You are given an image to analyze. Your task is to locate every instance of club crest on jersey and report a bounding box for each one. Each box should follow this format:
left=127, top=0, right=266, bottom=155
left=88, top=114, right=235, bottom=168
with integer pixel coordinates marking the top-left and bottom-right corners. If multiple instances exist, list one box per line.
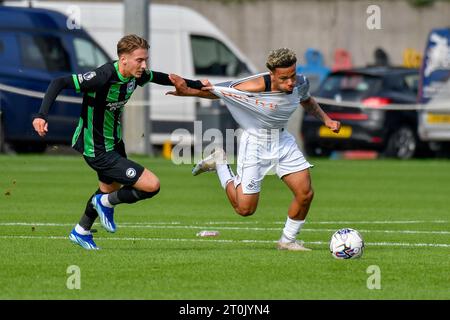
left=126, top=168, right=137, bottom=178
left=127, top=80, right=136, bottom=93
left=246, top=179, right=258, bottom=191
left=82, top=71, right=96, bottom=81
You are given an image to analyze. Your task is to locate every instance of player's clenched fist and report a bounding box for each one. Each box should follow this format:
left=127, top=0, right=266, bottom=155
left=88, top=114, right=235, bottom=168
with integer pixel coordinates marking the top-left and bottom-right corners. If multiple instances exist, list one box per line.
left=325, top=119, right=341, bottom=133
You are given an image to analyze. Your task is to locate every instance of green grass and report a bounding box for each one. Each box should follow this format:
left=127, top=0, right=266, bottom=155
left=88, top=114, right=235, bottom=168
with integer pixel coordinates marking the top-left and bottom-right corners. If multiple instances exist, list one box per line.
left=0, top=155, right=449, bottom=299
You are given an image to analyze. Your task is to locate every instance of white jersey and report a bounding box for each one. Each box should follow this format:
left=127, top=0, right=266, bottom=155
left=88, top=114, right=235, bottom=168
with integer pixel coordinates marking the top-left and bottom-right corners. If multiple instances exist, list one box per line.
left=210, top=72, right=310, bottom=136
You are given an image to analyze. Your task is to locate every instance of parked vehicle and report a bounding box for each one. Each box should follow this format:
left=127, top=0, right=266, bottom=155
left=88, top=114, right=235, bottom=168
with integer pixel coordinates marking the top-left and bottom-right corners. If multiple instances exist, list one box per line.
left=301, top=66, right=423, bottom=159
left=417, top=27, right=450, bottom=156
left=1, top=1, right=257, bottom=152
left=20, top=1, right=258, bottom=146
left=0, top=5, right=110, bottom=152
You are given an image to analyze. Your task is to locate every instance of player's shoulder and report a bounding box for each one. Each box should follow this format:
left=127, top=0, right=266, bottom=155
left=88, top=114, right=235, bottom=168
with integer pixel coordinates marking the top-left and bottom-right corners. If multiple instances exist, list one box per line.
left=98, top=61, right=116, bottom=76
left=296, top=73, right=309, bottom=86
left=79, top=61, right=114, bottom=80
left=232, top=72, right=267, bottom=92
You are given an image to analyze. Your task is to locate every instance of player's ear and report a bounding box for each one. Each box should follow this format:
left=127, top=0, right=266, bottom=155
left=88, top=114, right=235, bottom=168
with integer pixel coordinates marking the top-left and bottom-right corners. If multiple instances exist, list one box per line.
left=119, top=54, right=127, bottom=66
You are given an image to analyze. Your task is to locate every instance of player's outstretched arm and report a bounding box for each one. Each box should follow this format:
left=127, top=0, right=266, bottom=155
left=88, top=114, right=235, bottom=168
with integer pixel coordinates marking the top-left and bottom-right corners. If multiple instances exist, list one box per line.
left=147, top=71, right=205, bottom=90
left=166, top=74, right=219, bottom=99
left=32, top=76, right=73, bottom=137
left=300, top=97, right=341, bottom=133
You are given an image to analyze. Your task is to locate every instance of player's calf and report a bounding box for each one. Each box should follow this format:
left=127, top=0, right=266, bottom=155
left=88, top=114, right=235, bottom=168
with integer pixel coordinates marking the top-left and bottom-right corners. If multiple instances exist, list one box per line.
left=108, top=186, right=161, bottom=205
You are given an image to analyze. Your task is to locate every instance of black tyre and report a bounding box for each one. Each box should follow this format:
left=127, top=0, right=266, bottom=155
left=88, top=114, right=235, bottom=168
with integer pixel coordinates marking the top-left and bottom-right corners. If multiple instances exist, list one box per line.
left=0, top=116, right=17, bottom=154
left=384, top=126, right=417, bottom=159
left=0, top=117, right=4, bottom=153
left=304, top=142, right=332, bottom=157
left=11, top=141, right=47, bottom=153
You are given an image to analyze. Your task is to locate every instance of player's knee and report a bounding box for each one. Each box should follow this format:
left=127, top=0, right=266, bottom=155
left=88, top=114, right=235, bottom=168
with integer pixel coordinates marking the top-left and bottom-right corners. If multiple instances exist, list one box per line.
left=150, top=179, right=161, bottom=192
left=141, top=179, right=160, bottom=193
left=305, top=188, right=314, bottom=203
left=298, top=188, right=314, bottom=204
left=235, top=206, right=256, bottom=216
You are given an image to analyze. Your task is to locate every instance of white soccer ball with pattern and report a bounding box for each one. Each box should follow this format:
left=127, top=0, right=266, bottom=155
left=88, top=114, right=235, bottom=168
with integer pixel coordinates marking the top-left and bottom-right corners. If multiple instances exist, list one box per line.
left=329, top=228, right=364, bottom=259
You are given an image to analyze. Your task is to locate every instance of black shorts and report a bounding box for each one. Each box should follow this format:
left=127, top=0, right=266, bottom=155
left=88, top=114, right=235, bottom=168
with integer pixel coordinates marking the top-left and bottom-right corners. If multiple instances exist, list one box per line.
left=83, top=143, right=145, bottom=186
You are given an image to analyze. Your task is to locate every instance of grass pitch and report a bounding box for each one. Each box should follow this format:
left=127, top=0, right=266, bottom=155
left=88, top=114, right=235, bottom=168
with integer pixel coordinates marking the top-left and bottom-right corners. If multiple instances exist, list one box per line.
left=0, top=155, right=449, bottom=300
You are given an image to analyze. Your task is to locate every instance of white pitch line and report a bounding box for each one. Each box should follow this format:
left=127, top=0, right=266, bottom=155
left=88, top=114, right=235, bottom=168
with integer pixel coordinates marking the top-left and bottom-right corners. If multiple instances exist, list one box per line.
left=302, top=220, right=449, bottom=225
left=0, top=235, right=449, bottom=248
left=186, top=220, right=450, bottom=225
left=1, top=222, right=449, bottom=235
left=1, top=220, right=448, bottom=227
left=0, top=222, right=72, bottom=227
left=118, top=225, right=450, bottom=235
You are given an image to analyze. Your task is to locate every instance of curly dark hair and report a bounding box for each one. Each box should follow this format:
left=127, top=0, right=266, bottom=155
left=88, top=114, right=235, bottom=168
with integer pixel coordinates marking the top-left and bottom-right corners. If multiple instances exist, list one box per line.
left=266, top=48, right=297, bottom=71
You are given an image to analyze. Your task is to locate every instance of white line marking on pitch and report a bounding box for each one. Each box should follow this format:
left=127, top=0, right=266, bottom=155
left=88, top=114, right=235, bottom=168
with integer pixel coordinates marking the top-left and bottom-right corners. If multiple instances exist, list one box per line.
left=1, top=220, right=448, bottom=227
left=0, top=235, right=449, bottom=248
left=1, top=222, right=449, bottom=235
left=197, top=220, right=450, bottom=225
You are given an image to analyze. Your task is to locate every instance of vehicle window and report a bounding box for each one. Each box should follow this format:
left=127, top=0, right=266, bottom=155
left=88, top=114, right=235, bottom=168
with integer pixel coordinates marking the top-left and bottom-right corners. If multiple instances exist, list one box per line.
left=0, top=33, right=21, bottom=67
left=73, top=37, right=109, bottom=73
left=19, top=34, right=71, bottom=72
left=317, top=74, right=382, bottom=100
left=191, top=35, right=250, bottom=77
left=403, top=73, right=419, bottom=95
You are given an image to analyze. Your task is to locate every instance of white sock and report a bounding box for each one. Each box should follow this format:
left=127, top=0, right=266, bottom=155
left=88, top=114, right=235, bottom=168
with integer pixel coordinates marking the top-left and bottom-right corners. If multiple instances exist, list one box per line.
left=280, top=218, right=305, bottom=243
left=75, top=224, right=90, bottom=235
left=216, top=163, right=235, bottom=189
left=100, top=194, right=114, bottom=208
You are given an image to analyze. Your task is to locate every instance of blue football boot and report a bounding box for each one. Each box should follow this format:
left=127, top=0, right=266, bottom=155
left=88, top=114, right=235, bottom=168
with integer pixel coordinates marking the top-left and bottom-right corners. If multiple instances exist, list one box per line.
left=92, top=194, right=116, bottom=233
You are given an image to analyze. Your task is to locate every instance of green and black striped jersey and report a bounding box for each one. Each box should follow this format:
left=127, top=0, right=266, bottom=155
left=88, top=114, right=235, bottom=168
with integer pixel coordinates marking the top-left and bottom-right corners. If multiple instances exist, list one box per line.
left=37, top=61, right=203, bottom=157
left=71, top=61, right=154, bottom=157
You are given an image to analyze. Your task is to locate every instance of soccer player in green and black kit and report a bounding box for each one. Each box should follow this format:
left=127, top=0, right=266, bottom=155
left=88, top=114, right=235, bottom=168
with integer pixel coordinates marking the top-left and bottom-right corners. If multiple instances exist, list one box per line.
left=32, top=34, right=204, bottom=250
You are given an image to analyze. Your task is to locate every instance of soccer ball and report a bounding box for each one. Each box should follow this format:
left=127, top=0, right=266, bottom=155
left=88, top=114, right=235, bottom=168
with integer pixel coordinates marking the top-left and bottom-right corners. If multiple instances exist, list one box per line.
left=329, top=228, right=364, bottom=259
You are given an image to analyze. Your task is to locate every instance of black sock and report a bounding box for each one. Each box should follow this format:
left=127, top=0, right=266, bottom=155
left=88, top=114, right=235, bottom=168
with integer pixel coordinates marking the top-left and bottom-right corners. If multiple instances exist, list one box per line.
left=108, top=186, right=160, bottom=205
left=78, top=189, right=104, bottom=230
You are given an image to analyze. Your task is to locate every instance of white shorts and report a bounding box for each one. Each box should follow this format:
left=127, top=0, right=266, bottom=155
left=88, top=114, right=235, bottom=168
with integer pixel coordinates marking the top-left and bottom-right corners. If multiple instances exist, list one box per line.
left=234, top=129, right=312, bottom=194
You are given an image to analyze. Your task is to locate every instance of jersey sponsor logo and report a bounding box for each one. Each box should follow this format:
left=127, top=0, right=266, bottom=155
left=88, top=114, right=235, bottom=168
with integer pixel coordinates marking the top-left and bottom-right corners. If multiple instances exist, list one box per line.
left=220, top=90, right=279, bottom=110
left=106, top=100, right=128, bottom=111
left=83, top=71, right=97, bottom=81
left=127, top=79, right=136, bottom=93
left=126, top=168, right=137, bottom=179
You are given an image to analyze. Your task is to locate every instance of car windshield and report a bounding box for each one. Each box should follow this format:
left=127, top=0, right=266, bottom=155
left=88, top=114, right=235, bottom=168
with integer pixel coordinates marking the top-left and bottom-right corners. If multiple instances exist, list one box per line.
left=72, top=37, right=109, bottom=73
left=316, top=74, right=382, bottom=101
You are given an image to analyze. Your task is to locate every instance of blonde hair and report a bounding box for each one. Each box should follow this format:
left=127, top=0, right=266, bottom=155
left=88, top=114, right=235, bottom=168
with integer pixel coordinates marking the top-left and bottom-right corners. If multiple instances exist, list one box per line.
left=117, top=34, right=149, bottom=57
left=266, top=48, right=297, bottom=71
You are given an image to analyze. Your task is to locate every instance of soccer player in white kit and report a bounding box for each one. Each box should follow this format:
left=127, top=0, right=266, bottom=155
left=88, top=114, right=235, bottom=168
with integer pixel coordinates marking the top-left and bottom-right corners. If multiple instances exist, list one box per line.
left=167, top=48, right=340, bottom=251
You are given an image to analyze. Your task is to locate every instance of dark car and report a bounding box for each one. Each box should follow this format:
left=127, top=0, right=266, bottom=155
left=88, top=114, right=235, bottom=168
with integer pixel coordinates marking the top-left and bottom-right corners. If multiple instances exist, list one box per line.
left=301, top=66, right=425, bottom=159
left=0, top=6, right=110, bottom=153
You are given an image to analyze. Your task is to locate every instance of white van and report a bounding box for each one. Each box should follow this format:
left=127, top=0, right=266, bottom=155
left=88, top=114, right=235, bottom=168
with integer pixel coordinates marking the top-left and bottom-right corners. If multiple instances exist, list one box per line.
left=7, top=1, right=258, bottom=148
left=417, top=27, right=450, bottom=155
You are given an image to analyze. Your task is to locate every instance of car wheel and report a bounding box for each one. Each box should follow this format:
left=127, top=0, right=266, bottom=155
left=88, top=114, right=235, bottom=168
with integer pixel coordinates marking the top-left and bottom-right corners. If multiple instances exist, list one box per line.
left=0, top=116, right=4, bottom=152
left=0, top=117, right=5, bottom=153
left=11, top=142, right=47, bottom=153
left=384, top=126, right=417, bottom=159
left=304, top=142, right=332, bottom=157
left=0, top=116, right=17, bottom=154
